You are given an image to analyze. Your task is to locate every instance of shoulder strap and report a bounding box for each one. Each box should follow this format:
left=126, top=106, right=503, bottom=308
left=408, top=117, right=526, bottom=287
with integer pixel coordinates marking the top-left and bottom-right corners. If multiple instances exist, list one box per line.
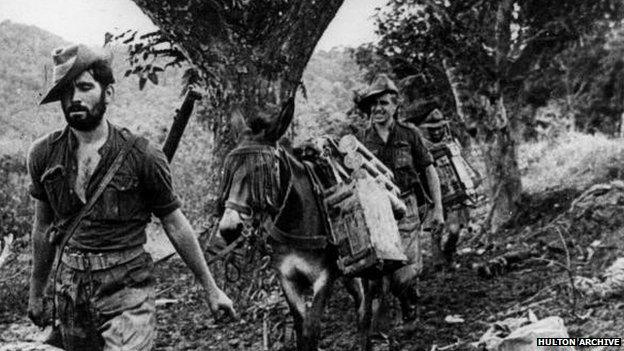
left=52, top=134, right=138, bottom=261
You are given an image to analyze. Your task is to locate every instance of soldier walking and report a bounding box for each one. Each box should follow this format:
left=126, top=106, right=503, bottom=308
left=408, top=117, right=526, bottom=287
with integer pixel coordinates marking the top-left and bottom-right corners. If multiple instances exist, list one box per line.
left=354, top=74, right=445, bottom=322
left=27, top=44, right=236, bottom=350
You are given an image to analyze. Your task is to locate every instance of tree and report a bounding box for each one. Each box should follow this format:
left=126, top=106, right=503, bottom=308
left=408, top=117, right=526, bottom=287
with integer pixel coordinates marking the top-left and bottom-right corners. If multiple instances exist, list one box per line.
left=558, top=25, right=624, bottom=134
left=370, top=0, right=622, bottom=231
left=128, top=0, right=345, bottom=161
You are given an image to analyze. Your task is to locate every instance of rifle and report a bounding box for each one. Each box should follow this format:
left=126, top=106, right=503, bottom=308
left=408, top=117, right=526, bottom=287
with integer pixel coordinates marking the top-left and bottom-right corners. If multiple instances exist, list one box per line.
left=162, top=89, right=203, bottom=162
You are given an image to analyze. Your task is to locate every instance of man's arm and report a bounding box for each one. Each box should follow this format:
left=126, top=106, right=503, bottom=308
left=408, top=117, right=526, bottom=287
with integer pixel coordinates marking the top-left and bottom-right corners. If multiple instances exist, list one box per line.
left=159, top=209, right=237, bottom=319
left=425, top=164, right=445, bottom=225
left=28, top=200, right=55, bottom=326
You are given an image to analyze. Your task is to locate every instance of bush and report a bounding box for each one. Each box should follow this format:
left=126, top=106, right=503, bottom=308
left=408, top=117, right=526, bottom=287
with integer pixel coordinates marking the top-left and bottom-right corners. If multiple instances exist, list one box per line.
left=520, top=131, right=624, bottom=193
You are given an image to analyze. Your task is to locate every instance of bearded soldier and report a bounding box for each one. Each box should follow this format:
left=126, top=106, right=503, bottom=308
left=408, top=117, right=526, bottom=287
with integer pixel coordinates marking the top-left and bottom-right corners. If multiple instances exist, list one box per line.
left=27, top=44, right=236, bottom=350
left=355, top=74, right=445, bottom=322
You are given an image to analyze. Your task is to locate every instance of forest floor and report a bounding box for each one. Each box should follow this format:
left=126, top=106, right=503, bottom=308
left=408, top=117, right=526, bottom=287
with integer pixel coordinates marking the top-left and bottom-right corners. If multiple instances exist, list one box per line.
left=2, top=183, right=624, bottom=351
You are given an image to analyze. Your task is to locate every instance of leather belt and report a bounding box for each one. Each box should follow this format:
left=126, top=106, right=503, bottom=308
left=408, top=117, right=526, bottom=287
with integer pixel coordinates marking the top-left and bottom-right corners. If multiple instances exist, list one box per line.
left=61, top=246, right=145, bottom=271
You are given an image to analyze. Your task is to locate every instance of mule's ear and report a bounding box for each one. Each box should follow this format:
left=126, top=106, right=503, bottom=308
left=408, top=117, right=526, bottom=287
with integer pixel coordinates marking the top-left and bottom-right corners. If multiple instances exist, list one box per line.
left=265, top=91, right=296, bottom=142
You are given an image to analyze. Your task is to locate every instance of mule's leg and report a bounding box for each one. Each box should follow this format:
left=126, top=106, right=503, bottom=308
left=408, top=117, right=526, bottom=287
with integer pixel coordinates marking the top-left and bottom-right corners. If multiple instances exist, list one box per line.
left=359, top=277, right=386, bottom=351
left=301, top=273, right=334, bottom=351
left=278, top=255, right=333, bottom=351
left=342, top=277, right=365, bottom=319
left=280, top=275, right=308, bottom=351
left=359, top=278, right=373, bottom=351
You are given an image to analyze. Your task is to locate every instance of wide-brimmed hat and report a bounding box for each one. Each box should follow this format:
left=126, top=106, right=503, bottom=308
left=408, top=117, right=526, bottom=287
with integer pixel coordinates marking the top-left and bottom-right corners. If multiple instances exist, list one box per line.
left=420, top=108, right=448, bottom=129
left=354, top=74, right=399, bottom=112
left=40, top=44, right=113, bottom=105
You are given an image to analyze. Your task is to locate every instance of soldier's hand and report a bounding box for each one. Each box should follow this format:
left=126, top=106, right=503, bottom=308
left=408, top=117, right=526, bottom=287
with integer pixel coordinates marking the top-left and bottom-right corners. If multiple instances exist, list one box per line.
left=207, top=288, right=238, bottom=322
left=27, top=295, right=47, bottom=327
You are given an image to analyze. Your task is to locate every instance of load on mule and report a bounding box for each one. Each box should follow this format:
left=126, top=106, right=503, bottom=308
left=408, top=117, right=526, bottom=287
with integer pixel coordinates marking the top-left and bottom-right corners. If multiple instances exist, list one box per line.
left=216, top=95, right=409, bottom=350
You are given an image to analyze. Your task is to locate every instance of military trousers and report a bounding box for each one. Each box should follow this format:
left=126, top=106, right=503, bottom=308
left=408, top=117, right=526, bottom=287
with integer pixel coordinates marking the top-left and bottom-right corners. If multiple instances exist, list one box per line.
left=55, top=251, right=156, bottom=351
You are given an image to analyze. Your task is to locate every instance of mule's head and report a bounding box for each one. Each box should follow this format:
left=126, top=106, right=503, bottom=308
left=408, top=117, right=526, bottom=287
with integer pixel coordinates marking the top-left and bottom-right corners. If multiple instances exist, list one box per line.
left=217, top=97, right=295, bottom=243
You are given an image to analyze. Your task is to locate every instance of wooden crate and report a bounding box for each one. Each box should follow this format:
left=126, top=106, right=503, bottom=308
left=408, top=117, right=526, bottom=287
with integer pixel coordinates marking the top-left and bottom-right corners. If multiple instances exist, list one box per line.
left=430, top=141, right=479, bottom=207
left=324, top=175, right=407, bottom=277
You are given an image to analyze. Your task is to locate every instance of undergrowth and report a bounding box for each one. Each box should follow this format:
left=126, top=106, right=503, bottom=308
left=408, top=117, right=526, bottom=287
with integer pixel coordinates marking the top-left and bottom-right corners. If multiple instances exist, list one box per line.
left=520, top=131, right=624, bottom=194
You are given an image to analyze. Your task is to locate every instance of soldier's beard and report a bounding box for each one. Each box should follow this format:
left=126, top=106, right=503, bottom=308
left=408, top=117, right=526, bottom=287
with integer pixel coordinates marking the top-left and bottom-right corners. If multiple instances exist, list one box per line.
left=63, top=95, right=106, bottom=132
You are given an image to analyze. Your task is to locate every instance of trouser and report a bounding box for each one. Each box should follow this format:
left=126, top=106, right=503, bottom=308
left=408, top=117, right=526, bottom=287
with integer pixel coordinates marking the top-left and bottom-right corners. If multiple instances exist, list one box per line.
left=371, top=194, right=422, bottom=329
left=391, top=215, right=422, bottom=296
left=443, top=206, right=471, bottom=260
left=55, top=251, right=156, bottom=351
left=391, top=193, right=422, bottom=296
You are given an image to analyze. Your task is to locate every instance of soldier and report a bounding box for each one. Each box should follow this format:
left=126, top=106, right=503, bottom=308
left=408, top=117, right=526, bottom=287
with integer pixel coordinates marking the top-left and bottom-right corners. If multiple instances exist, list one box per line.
left=419, top=109, right=473, bottom=265
left=355, top=74, right=445, bottom=322
left=26, top=44, right=236, bottom=350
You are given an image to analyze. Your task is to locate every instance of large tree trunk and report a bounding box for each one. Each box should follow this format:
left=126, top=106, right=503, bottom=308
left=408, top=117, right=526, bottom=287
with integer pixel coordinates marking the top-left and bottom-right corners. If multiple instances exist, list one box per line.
left=132, top=0, right=344, bottom=159
left=131, top=1, right=344, bottom=216
left=443, top=60, right=521, bottom=232
left=440, top=0, right=521, bottom=232
left=479, top=94, right=522, bottom=231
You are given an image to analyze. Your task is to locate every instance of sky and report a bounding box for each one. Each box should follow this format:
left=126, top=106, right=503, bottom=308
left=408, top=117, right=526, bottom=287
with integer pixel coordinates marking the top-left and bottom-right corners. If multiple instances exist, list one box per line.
left=0, top=0, right=381, bottom=51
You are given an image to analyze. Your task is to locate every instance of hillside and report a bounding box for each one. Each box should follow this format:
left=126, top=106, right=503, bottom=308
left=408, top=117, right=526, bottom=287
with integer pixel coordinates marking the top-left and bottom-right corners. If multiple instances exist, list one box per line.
left=0, top=20, right=367, bottom=158
left=293, top=48, right=367, bottom=143
left=0, top=20, right=188, bottom=157
left=0, top=20, right=70, bottom=111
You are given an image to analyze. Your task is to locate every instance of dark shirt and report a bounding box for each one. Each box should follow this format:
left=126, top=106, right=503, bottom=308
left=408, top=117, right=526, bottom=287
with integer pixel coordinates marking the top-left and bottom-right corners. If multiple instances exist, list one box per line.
left=27, top=122, right=181, bottom=252
left=360, top=121, right=434, bottom=195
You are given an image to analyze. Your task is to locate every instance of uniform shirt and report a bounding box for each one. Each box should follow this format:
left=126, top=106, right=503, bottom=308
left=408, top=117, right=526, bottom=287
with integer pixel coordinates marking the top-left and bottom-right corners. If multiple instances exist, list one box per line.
left=28, top=122, right=181, bottom=252
left=360, top=121, right=434, bottom=196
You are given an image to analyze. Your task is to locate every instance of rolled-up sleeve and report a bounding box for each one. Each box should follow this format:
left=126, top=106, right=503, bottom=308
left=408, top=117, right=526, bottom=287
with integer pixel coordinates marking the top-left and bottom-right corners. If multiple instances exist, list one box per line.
left=27, top=139, right=48, bottom=202
left=141, top=143, right=181, bottom=217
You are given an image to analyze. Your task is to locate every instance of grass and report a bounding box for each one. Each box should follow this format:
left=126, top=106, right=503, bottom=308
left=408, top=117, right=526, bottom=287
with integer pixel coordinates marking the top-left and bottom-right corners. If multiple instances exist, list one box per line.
left=520, top=131, right=624, bottom=194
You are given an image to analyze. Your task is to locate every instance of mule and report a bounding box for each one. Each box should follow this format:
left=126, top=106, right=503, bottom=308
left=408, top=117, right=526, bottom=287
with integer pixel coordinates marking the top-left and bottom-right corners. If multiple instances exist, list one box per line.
left=217, top=133, right=377, bottom=350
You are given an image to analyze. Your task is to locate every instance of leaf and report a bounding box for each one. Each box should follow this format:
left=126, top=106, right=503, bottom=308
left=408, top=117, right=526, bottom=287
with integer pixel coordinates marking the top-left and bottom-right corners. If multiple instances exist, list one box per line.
left=140, top=30, right=161, bottom=40
left=122, top=31, right=137, bottom=44
left=104, top=32, right=113, bottom=46
left=148, top=72, right=159, bottom=85
left=124, top=69, right=132, bottom=77
left=139, top=76, right=147, bottom=90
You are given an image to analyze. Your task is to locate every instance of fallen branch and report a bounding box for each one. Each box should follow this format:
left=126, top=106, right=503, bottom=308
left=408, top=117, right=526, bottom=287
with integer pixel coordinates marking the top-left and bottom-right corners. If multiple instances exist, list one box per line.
left=0, top=234, right=14, bottom=269
left=263, top=312, right=269, bottom=351
left=554, top=226, right=576, bottom=313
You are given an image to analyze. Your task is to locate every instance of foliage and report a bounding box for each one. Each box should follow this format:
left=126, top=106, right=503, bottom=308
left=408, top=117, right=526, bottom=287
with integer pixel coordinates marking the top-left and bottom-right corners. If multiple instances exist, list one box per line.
left=552, top=25, right=624, bottom=133
left=126, top=0, right=344, bottom=158
left=520, top=131, right=624, bottom=194
left=292, top=48, right=369, bottom=143
left=367, top=0, right=623, bottom=127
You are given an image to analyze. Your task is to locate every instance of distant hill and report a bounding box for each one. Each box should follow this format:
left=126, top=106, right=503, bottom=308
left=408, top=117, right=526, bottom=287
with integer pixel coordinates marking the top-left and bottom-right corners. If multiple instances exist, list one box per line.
left=0, top=20, right=367, bottom=157
left=0, top=20, right=187, bottom=156
left=0, top=20, right=70, bottom=105
left=294, top=48, right=367, bottom=143
left=0, top=20, right=70, bottom=146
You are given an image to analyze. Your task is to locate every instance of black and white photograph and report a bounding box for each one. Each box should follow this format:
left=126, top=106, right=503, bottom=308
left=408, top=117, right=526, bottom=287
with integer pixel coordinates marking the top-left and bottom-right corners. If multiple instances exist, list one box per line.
left=1, top=0, right=623, bottom=350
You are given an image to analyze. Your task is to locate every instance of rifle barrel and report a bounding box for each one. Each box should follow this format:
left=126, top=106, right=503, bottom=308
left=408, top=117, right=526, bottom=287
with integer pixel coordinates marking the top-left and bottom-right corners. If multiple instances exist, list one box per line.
left=162, top=90, right=202, bottom=162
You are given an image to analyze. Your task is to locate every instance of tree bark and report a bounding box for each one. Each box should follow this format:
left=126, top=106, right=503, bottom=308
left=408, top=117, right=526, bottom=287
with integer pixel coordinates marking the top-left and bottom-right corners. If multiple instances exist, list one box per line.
left=132, top=0, right=345, bottom=159
left=480, top=95, right=521, bottom=231
left=443, top=60, right=521, bottom=232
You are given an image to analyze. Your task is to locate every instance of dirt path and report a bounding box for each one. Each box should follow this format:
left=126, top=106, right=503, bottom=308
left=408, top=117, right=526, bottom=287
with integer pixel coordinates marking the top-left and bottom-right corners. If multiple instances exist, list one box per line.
left=2, top=254, right=622, bottom=350
left=148, top=253, right=622, bottom=351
